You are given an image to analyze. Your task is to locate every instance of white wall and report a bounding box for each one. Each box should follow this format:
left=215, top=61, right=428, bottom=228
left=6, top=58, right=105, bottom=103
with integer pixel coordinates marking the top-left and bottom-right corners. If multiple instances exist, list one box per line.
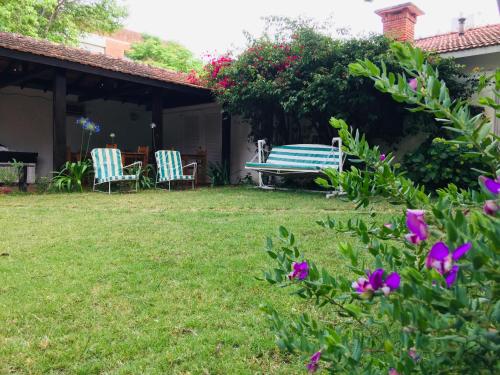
left=230, top=116, right=257, bottom=184
left=0, top=86, right=53, bottom=178
left=448, top=51, right=500, bottom=136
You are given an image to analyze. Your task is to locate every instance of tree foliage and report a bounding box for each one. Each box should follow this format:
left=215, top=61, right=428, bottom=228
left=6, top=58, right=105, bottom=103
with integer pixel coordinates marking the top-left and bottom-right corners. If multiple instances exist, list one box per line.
left=205, top=18, right=475, bottom=148
left=0, top=0, right=127, bottom=45
left=262, top=42, right=499, bottom=374
left=126, top=34, right=203, bottom=73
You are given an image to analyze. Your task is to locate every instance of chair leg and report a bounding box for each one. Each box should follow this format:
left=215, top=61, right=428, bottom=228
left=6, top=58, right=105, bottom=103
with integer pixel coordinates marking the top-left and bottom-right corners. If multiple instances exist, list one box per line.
left=168, top=181, right=171, bottom=191
left=108, top=182, right=111, bottom=194
left=192, top=180, right=194, bottom=190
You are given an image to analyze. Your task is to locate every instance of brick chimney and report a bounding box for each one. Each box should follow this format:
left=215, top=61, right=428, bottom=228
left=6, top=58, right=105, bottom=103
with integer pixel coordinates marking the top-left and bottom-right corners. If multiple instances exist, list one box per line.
left=375, top=2, right=424, bottom=42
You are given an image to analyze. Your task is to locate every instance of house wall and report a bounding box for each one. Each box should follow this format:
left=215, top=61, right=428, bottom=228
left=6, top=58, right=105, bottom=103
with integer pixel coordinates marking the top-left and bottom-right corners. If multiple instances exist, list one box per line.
left=0, top=86, right=53, bottom=178
left=452, top=51, right=500, bottom=136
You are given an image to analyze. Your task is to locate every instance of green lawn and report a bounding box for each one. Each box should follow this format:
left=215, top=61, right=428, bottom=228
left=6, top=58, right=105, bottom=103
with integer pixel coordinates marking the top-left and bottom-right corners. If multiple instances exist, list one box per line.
left=0, top=187, right=398, bottom=374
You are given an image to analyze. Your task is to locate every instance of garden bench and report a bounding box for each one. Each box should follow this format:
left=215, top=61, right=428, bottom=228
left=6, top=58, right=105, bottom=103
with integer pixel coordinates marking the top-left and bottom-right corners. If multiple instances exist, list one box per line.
left=245, top=138, right=343, bottom=195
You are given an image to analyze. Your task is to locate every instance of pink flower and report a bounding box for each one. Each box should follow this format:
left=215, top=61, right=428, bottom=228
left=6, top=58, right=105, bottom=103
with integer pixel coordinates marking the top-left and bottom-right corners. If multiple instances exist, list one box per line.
left=389, top=369, right=400, bottom=375
left=289, top=261, right=309, bottom=280
left=426, top=242, right=471, bottom=287
left=483, top=200, right=499, bottom=216
left=380, top=154, right=386, bottom=161
left=408, top=78, right=418, bottom=91
left=352, top=269, right=400, bottom=296
left=405, top=209, right=428, bottom=244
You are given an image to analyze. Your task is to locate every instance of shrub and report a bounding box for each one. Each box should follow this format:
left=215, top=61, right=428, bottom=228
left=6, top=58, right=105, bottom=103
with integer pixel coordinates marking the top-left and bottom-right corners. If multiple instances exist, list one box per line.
left=402, top=138, right=483, bottom=190
left=204, top=18, right=475, bottom=148
left=126, top=163, right=154, bottom=190
left=52, top=160, right=92, bottom=192
left=208, top=162, right=230, bottom=186
left=261, top=42, right=499, bottom=374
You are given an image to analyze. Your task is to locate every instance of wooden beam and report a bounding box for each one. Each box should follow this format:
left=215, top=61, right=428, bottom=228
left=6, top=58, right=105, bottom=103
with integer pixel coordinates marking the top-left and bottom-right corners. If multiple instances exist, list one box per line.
left=53, top=69, right=67, bottom=170
left=221, top=112, right=231, bottom=176
left=0, top=67, right=51, bottom=89
left=152, top=88, right=164, bottom=151
left=0, top=48, right=212, bottom=97
left=78, top=84, right=149, bottom=103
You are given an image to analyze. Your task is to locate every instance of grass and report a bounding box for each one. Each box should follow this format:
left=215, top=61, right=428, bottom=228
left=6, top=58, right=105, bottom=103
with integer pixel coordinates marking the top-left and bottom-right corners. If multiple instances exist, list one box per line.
left=0, top=187, right=399, bottom=374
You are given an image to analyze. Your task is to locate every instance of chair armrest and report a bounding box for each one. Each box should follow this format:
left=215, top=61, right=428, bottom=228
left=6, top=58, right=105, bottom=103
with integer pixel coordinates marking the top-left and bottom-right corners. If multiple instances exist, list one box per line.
left=124, top=161, right=142, bottom=169
left=182, top=162, right=197, bottom=169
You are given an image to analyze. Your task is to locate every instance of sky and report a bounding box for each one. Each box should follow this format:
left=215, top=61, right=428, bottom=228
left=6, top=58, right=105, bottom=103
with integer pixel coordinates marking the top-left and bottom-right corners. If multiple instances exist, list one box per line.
left=123, top=0, right=499, bottom=58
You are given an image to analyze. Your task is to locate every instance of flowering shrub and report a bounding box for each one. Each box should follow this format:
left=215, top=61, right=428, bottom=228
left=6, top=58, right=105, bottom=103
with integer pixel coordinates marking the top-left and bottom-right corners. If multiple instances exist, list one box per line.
left=261, top=42, right=499, bottom=373
left=204, top=18, right=475, bottom=147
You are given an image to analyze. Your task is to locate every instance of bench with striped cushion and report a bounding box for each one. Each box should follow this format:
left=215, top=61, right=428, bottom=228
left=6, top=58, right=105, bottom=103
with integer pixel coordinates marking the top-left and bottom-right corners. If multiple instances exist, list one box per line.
left=246, top=144, right=340, bottom=172
left=155, top=150, right=195, bottom=182
left=91, top=148, right=138, bottom=184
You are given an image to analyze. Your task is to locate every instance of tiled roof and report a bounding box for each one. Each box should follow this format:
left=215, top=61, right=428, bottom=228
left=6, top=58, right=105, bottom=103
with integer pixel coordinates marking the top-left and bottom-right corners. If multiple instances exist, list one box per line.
left=415, top=24, right=500, bottom=53
left=0, top=31, right=205, bottom=89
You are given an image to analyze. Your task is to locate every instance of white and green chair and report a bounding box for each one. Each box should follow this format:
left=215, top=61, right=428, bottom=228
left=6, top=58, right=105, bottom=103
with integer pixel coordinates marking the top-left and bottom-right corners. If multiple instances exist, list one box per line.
left=245, top=138, right=343, bottom=196
left=91, top=148, right=141, bottom=194
left=154, top=150, right=197, bottom=190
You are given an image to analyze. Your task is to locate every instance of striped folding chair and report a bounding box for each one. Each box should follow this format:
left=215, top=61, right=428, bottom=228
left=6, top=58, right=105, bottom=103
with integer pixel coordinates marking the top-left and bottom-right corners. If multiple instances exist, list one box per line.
left=155, top=150, right=197, bottom=190
left=91, top=148, right=141, bottom=194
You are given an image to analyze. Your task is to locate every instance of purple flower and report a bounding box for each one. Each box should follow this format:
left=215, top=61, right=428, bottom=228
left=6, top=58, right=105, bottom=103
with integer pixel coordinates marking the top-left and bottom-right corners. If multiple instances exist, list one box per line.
left=289, top=261, right=309, bottom=280
left=307, top=351, right=321, bottom=373
left=380, top=154, right=386, bottom=161
left=405, top=209, right=428, bottom=244
left=389, top=369, right=400, bottom=375
left=445, top=265, right=459, bottom=288
left=408, top=78, right=418, bottom=91
left=426, top=242, right=471, bottom=287
left=479, top=176, right=500, bottom=195
left=352, top=269, right=400, bottom=296
left=484, top=200, right=499, bottom=216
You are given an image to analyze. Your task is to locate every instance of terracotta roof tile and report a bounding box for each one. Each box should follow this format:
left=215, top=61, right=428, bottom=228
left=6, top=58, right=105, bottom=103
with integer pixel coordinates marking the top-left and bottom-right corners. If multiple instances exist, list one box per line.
left=0, top=31, right=206, bottom=90
left=415, top=24, right=500, bottom=53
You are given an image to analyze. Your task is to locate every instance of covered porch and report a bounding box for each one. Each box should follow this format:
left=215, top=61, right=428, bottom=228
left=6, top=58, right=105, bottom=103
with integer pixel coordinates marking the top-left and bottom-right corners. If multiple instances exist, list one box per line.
left=0, top=32, right=232, bottom=184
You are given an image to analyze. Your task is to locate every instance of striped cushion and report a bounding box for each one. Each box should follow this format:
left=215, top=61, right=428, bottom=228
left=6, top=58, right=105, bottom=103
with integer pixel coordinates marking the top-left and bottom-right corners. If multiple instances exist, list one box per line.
left=245, top=162, right=321, bottom=171
left=158, top=175, right=194, bottom=182
left=246, top=144, right=340, bottom=171
left=155, top=150, right=192, bottom=181
left=97, top=175, right=138, bottom=183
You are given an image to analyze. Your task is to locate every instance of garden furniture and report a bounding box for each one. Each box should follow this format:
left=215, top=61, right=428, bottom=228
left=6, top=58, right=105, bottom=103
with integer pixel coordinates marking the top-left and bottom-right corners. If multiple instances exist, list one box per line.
left=91, top=148, right=141, bottom=193
left=245, top=138, right=343, bottom=195
left=154, top=150, right=197, bottom=190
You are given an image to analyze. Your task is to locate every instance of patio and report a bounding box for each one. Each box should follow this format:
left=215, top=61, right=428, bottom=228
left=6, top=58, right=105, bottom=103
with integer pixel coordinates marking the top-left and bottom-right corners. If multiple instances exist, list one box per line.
left=0, top=188, right=398, bottom=373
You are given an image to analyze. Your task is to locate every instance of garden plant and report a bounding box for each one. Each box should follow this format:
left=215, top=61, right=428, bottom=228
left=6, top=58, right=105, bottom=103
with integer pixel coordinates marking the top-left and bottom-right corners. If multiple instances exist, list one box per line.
left=262, top=42, right=499, bottom=374
left=52, top=117, right=100, bottom=192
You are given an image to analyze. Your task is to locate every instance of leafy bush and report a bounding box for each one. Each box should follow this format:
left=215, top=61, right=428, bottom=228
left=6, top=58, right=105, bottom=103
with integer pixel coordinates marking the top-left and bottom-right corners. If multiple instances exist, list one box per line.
left=126, top=163, right=154, bottom=190
left=35, top=176, right=52, bottom=194
left=204, top=17, right=475, bottom=147
left=207, top=162, right=230, bottom=186
left=261, top=43, right=499, bottom=374
left=402, top=138, right=483, bottom=190
left=52, top=160, right=92, bottom=192
left=0, top=159, right=24, bottom=186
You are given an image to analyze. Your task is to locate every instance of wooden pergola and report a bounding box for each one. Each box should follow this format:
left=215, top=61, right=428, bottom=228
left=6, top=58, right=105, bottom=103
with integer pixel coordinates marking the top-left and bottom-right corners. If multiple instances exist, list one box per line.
left=0, top=32, right=227, bottom=170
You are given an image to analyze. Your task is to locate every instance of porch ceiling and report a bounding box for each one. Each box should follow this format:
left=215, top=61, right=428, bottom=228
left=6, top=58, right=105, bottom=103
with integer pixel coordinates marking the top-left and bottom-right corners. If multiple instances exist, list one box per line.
left=0, top=54, right=213, bottom=109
